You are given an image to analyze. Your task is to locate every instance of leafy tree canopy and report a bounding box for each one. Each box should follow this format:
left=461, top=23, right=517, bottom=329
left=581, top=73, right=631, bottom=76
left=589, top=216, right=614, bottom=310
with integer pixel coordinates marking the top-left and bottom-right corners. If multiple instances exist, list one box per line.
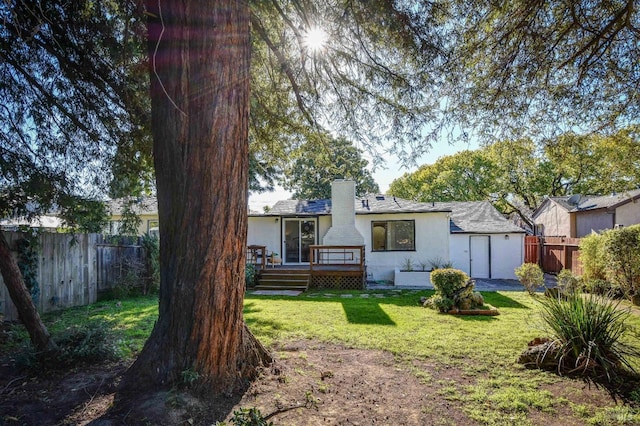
left=0, top=0, right=149, bottom=229
left=443, top=0, right=640, bottom=141
left=283, top=136, right=379, bottom=199
left=389, top=129, right=640, bottom=225
left=3, top=0, right=638, bottom=213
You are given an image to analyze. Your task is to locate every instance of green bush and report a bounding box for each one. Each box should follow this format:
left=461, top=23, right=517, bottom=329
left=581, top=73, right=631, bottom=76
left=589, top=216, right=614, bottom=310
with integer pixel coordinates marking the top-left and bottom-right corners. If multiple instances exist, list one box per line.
left=515, top=263, right=544, bottom=295
left=602, top=225, right=640, bottom=298
left=16, top=319, right=123, bottom=370
left=430, top=268, right=469, bottom=297
left=582, top=278, right=612, bottom=295
left=429, top=294, right=455, bottom=312
left=579, top=233, right=608, bottom=281
left=537, top=291, right=640, bottom=382
left=141, top=233, right=160, bottom=294
left=245, top=263, right=257, bottom=288
left=425, top=268, right=481, bottom=312
left=55, top=320, right=123, bottom=365
left=557, top=269, right=579, bottom=294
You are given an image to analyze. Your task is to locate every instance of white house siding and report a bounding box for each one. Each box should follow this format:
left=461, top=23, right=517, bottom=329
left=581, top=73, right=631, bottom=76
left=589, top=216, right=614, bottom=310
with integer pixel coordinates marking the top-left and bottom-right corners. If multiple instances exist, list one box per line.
left=449, top=233, right=523, bottom=280
left=533, top=201, right=571, bottom=237
left=490, top=233, right=524, bottom=279
left=247, top=216, right=281, bottom=255
left=354, top=212, right=450, bottom=282
left=318, top=216, right=332, bottom=243
left=616, top=201, right=640, bottom=227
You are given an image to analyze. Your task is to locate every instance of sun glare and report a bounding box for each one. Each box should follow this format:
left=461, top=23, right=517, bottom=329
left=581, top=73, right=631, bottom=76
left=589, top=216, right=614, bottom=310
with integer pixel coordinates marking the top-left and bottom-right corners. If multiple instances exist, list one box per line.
left=303, top=27, right=328, bottom=52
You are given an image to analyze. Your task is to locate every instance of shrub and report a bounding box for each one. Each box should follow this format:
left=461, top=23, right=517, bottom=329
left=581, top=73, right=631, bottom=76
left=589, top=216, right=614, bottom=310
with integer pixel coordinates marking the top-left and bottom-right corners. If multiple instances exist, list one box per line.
left=537, top=291, right=640, bottom=382
left=16, top=319, right=123, bottom=370
left=425, top=268, right=482, bottom=312
left=245, top=263, right=257, bottom=288
left=602, top=225, right=640, bottom=298
left=579, top=233, right=608, bottom=281
left=429, top=294, right=455, bottom=312
left=556, top=269, right=579, bottom=294
left=55, top=320, right=123, bottom=365
left=141, top=233, right=160, bottom=294
left=400, top=257, right=414, bottom=271
left=430, top=268, right=469, bottom=297
left=582, top=278, right=612, bottom=295
left=515, top=263, right=544, bottom=295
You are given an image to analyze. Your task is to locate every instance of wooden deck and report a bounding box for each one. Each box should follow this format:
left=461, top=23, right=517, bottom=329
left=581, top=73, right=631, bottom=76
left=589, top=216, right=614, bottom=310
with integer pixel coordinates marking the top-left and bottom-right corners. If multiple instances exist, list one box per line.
left=250, top=245, right=366, bottom=290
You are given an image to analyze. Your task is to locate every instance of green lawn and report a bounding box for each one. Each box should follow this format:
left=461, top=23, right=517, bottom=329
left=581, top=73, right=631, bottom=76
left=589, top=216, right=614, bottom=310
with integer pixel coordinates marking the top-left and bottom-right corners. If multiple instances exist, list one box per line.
left=11, top=289, right=640, bottom=425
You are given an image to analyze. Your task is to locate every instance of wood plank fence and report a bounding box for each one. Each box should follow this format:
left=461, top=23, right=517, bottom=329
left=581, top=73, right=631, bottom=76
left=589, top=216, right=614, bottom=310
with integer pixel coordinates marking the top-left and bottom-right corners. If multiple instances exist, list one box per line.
left=1, top=232, right=145, bottom=321
left=524, top=236, right=583, bottom=275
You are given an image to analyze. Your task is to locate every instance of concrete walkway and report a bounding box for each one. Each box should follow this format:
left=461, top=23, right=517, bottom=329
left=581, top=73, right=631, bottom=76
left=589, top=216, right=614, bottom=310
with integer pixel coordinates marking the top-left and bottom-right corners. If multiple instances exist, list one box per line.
left=367, top=274, right=557, bottom=292
left=248, top=275, right=558, bottom=296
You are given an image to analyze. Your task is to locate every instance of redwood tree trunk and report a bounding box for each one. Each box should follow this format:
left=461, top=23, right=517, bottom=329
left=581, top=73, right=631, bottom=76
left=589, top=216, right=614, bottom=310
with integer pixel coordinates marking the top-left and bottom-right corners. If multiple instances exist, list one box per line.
left=0, top=233, right=56, bottom=353
left=120, top=0, right=270, bottom=394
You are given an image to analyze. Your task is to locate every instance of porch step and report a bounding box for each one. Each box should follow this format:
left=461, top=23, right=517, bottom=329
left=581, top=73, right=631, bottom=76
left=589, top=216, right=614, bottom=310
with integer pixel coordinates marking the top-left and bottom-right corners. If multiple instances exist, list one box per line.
left=255, top=269, right=310, bottom=291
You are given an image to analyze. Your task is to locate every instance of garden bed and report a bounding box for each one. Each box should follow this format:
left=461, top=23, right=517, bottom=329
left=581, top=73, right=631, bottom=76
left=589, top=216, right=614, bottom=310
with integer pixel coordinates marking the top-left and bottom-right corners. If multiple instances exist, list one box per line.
left=393, top=268, right=433, bottom=288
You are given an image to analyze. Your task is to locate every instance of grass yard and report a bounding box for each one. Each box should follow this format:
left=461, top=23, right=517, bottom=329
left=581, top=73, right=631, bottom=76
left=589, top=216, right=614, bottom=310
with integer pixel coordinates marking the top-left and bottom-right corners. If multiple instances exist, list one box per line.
left=2, top=289, right=640, bottom=425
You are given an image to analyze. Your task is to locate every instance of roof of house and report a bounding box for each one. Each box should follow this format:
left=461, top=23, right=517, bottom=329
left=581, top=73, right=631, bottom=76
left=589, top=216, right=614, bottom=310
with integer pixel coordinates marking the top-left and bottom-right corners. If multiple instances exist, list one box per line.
left=107, top=197, right=159, bottom=216
left=0, top=215, right=63, bottom=230
left=435, top=201, right=526, bottom=234
left=264, top=195, right=450, bottom=217
left=258, top=197, right=525, bottom=234
left=534, top=189, right=640, bottom=216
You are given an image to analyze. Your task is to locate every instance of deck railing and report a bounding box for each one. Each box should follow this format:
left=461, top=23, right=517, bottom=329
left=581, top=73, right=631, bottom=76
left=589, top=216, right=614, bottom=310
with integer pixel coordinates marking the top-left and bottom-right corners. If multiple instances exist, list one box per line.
left=309, top=245, right=365, bottom=272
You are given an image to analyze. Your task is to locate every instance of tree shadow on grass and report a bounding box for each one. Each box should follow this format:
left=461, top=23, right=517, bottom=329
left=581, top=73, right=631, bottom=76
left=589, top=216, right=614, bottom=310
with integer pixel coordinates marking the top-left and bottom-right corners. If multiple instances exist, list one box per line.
left=481, top=292, right=529, bottom=309
left=340, top=300, right=395, bottom=325
left=245, top=294, right=397, bottom=326
left=243, top=301, right=288, bottom=341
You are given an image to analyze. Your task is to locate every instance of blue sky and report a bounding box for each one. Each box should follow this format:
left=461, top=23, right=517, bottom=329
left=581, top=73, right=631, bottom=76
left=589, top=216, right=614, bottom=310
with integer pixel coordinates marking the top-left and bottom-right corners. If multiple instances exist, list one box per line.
left=248, top=138, right=479, bottom=211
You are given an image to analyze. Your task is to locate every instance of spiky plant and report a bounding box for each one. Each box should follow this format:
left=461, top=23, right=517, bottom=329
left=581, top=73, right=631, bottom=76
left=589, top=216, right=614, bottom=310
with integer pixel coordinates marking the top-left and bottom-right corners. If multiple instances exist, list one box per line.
left=537, top=292, right=640, bottom=382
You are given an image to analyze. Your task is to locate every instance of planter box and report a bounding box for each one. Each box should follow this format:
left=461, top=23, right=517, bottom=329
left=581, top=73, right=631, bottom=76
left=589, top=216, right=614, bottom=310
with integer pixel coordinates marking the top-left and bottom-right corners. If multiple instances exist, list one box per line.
left=393, top=269, right=432, bottom=288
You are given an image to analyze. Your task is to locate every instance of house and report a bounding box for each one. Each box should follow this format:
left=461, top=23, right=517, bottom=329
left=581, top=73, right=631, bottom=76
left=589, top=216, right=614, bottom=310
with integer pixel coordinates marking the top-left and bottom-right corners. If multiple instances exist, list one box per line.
left=438, top=201, right=526, bottom=280
left=106, top=197, right=159, bottom=236
left=247, top=180, right=526, bottom=282
left=532, top=189, right=640, bottom=238
left=0, top=215, right=63, bottom=232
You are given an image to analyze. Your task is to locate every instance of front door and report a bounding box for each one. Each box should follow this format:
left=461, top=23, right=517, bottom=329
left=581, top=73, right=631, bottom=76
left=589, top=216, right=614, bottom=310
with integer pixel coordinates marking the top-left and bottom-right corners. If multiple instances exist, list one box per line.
left=283, top=219, right=317, bottom=264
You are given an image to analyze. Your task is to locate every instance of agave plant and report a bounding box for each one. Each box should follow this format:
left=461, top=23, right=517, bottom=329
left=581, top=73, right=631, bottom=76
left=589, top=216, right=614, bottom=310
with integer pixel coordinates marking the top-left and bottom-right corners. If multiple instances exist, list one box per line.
left=537, top=291, right=640, bottom=382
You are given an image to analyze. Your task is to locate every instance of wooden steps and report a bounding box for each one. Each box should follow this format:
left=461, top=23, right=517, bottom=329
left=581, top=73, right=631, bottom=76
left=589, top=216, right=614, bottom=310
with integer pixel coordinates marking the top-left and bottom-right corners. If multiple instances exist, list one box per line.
left=256, top=268, right=310, bottom=291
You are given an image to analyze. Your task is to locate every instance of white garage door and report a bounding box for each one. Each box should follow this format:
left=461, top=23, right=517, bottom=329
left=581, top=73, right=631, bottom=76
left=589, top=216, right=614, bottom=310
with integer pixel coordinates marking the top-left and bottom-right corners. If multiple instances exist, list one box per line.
left=470, top=235, right=490, bottom=279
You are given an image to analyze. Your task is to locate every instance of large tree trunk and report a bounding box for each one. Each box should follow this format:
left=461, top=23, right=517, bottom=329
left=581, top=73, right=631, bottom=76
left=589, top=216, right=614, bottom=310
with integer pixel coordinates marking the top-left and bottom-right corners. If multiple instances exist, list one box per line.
left=0, top=233, right=56, bottom=353
left=120, top=0, right=270, bottom=395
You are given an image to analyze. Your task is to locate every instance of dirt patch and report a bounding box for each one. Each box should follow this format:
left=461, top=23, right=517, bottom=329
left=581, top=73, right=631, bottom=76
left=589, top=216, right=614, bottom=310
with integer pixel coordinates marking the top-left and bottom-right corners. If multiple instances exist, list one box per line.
left=225, top=340, right=467, bottom=425
left=0, top=338, right=629, bottom=425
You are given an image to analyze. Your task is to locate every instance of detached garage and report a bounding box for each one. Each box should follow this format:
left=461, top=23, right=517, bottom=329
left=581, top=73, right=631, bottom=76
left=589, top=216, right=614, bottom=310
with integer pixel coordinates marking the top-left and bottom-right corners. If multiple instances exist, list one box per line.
left=438, top=201, right=526, bottom=280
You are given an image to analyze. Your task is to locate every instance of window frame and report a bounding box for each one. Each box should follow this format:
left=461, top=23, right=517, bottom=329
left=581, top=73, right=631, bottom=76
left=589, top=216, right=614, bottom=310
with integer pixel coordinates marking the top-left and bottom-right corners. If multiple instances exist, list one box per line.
left=371, top=219, right=416, bottom=252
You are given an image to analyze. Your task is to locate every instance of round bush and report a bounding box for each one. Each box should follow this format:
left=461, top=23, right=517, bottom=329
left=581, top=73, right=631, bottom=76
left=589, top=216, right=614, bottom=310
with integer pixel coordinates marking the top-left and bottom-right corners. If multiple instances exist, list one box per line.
left=515, top=263, right=544, bottom=295
left=430, top=294, right=455, bottom=312
left=430, top=268, right=469, bottom=298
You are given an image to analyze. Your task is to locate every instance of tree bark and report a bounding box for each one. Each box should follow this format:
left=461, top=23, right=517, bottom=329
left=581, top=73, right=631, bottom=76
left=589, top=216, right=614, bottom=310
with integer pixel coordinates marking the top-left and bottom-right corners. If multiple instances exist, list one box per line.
left=0, top=233, right=56, bottom=353
left=120, top=0, right=271, bottom=395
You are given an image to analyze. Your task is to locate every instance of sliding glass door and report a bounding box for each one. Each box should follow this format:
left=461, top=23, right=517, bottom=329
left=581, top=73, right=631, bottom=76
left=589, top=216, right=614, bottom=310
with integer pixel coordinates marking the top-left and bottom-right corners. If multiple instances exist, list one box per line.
left=283, top=219, right=317, bottom=264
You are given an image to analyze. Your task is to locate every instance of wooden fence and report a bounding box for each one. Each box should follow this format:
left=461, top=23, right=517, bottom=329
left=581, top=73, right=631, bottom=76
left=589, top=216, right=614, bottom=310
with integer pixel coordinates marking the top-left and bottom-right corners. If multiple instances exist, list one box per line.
left=524, top=236, right=583, bottom=275
left=95, top=236, right=145, bottom=293
left=1, top=232, right=145, bottom=321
